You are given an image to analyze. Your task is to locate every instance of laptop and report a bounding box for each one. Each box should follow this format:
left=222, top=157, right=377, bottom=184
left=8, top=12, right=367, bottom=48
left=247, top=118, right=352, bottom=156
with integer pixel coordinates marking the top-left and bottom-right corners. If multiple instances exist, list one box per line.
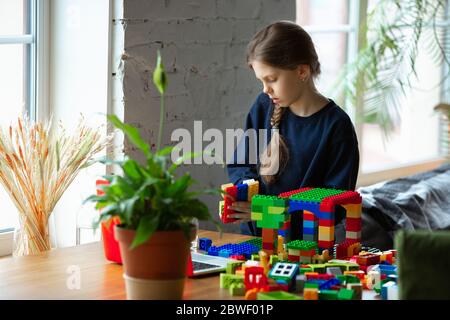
left=189, top=251, right=238, bottom=276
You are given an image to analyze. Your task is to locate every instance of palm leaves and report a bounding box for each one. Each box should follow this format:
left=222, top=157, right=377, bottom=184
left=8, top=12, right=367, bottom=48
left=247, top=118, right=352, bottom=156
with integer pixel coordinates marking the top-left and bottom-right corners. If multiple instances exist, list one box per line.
left=333, top=0, right=449, bottom=137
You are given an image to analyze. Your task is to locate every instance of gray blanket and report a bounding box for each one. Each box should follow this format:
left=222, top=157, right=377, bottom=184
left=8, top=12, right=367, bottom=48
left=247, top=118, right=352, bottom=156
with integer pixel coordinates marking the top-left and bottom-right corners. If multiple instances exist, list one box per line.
left=336, top=163, right=450, bottom=250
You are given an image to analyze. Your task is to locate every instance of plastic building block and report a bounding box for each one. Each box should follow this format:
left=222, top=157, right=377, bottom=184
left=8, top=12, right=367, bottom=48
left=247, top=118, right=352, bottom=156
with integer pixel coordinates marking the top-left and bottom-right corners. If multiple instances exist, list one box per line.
left=366, top=270, right=381, bottom=290
left=303, top=288, right=319, bottom=300
left=347, top=283, right=362, bottom=300
left=208, top=243, right=260, bottom=259
left=294, top=275, right=307, bottom=293
left=257, top=291, right=302, bottom=300
left=226, top=261, right=244, bottom=274
left=278, top=187, right=313, bottom=198
left=245, top=266, right=267, bottom=290
left=269, top=262, right=299, bottom=282
left=381, top=281, right=397, bottom=300
left=219, top=249, right=232, bottom=258
left=357, top=253, right=381, bottom=266
left=244, top=288, right=259, bottom=300
left=198, top=238, right=212, bottom=251
left=220, top=273, right=244, bottom=289
left=319, top=289, right=339, bottom=300
left=238, top=237, right=263, bottom=250
left=326, top=267, right=343, bottom=276
left=337, top=288, right=354, bottom=300
left=289, top=188, right=345, bottom=203
left=286, top=240, right=317, bottom=251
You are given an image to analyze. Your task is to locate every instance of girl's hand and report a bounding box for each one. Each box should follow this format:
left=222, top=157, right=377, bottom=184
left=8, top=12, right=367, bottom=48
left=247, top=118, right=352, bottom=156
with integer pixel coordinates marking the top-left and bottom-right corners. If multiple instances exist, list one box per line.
left=228, top=201, right=252, bottom=224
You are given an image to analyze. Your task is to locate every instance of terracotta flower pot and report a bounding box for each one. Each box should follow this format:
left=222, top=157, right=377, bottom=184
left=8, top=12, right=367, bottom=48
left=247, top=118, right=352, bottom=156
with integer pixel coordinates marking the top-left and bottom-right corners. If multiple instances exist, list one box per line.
left=114, top=225, right=195, bottom=300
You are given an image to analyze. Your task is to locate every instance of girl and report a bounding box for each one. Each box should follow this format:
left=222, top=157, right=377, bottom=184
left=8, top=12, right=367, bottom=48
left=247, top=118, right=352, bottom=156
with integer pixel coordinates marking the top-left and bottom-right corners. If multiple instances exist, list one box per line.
left=226, top=21, right=360, bottom=238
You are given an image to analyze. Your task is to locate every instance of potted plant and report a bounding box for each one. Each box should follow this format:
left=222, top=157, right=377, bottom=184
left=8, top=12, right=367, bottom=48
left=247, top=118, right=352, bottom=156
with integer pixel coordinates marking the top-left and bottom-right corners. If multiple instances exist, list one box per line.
left=85, top=51, right=220, bottom=299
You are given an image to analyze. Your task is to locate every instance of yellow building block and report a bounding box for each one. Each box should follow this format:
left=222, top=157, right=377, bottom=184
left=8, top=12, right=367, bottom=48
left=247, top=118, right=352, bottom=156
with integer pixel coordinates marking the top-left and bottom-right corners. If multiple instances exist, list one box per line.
left=342, top=204, right=362, bottom=218
left=268, top=206, right=287, bottom=214
left=318, top=226, right=334, bottom=241
left=251, top=211, right=262, bottom=221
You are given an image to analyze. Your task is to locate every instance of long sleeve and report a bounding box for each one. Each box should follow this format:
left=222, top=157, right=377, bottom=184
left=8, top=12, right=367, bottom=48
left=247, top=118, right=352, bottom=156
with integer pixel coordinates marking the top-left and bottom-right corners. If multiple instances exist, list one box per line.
left=323, top=134, right=360, bottom=191
left=226, top=94, right=269, bottom=186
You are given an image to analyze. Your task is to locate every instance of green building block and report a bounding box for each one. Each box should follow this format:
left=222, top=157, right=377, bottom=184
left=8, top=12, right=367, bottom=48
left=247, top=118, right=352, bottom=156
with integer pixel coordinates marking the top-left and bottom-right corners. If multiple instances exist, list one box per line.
left=336, top=274, right=361, bottom=285
left=269, top=255, right=279, bottom=265
left=337, top=288, right=354, bottom=300
left=304, top=282, right=320, bottom=289
left=319, top=290, right=339, bottom=300
left=252, top=195, right=288, bottom=207
left=299, top=267, right=313, bottom=274
left=287, top=240, right=318, bottom=251
left=238, top=237, right=263, bottom=250
left=220, top=273, right=244, bottom=289
left=289, top=188, right=345, bottom=203
left=226, top=261, right=244, bottom=274
left=257, top=291, right=302, bottom=300
left=327, top=261, right=360, bottom=272
left=251, top=254, right=260, bottom=261
left=307, top=264, right=326, bottom=273
left=229, top=283, right=246, bottom=296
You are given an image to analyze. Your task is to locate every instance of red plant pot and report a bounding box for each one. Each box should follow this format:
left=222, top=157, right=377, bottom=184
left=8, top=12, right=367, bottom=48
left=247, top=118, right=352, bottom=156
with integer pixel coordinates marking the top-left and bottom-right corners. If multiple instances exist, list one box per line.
left=96, top=179, right=122, bottom=264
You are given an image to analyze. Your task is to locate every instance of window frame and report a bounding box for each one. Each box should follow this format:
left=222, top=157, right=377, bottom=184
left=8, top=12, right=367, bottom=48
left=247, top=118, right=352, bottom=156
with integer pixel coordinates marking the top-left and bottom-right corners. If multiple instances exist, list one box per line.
left=298, top=0, right=449, bottom=187
left=0, top=0, right=48, bottom=233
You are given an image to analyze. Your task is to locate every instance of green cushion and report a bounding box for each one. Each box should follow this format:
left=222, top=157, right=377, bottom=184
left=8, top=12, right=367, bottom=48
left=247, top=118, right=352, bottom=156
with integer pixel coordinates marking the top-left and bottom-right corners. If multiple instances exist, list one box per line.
left=395, top=230, right=450, bottom=299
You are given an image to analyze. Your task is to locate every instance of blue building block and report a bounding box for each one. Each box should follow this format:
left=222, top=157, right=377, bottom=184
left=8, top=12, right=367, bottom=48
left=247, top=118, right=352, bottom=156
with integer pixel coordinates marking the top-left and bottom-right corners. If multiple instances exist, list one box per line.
left=198, top=238, right=212, bottom=251
left=381, top=281, right=397, bottom=300
left=303, top=227, right=315, bottom=235
left=288, top=200, right=320, bottom=214
left=319, top=278, right=341, bottom=290
left=303, top=220, right=316, bottom=229
left=315, top=211, right=335, bottom=220
left=236, top=184, right=248, bottom=201
left=207, top=243, right=260, bottom=259
left=208, top=246, right=220, bottom=256
left=379, top=264, right=397, bottom=276
left=219, top=249, right=233, bottom=258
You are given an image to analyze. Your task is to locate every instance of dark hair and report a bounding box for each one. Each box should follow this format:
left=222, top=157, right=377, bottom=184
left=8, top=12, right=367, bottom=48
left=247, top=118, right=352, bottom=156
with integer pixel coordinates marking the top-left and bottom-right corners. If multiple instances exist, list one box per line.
left=246, top=21, right=321, bottom=185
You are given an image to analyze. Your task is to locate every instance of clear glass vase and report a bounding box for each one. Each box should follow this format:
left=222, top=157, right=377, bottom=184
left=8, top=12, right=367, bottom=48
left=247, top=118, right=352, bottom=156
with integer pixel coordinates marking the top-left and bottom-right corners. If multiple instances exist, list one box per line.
left=13, top=215, right=56, bottom=257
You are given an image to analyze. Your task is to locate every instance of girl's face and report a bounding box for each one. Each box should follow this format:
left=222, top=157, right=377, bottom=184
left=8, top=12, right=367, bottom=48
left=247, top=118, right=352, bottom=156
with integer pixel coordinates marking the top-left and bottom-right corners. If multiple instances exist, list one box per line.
left=251, top=60, right=308, bottom=107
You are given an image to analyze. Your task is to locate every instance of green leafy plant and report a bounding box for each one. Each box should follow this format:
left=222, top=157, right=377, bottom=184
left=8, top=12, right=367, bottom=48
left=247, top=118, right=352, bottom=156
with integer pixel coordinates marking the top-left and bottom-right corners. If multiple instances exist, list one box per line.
left=85, top=50, right=220, bottom=249
left=333, top=0, right=449, bottom=137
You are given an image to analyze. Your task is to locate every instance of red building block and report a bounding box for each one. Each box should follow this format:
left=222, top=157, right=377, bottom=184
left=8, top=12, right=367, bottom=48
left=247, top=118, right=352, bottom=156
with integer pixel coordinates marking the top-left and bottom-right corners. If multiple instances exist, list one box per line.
left=318, top=240, right=334, bottom=249
left=245, top=267, right=267, bottom=290
left=346, top=217, right=362, bottom=232
left=278, top=187, right=313, bottom=198
left=356, top=253, right=381, bottom=266
left=318, top=219, right=334, bottom=227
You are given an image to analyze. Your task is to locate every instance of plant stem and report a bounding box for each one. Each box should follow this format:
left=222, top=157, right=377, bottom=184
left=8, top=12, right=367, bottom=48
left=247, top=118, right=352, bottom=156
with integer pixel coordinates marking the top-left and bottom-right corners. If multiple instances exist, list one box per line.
left=157, top=94, right=165, bottom=151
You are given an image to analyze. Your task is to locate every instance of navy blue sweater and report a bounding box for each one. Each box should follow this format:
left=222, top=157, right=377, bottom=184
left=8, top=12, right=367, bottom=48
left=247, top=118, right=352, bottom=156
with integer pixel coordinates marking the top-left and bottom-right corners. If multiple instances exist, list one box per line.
left=226, top=92, right=360, bottom=236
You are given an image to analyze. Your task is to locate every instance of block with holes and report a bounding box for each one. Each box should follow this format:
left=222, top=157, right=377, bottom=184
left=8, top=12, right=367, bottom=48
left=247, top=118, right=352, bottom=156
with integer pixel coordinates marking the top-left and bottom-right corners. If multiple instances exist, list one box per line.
left=268, top=262, right=299, bottom=283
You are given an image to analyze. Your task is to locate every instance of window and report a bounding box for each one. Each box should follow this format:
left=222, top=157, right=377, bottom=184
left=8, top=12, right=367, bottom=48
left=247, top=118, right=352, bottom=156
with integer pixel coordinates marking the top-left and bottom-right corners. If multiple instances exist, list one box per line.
left=0, top=0, right=37, bottom=230
left=297, top=0, right=448, bottom=183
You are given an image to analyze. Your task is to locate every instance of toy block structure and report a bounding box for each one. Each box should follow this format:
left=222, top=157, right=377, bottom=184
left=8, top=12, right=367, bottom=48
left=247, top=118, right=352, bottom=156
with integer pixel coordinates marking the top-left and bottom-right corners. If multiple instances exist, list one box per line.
left=286, top=240, right=317, bottom=264
left=251, top=194, right=289, bottom=255
left=220, top=180, right=259, bottom=223
left=286, top=188, right=362, bottom=251
left=219, top=183, right=363, bottom=254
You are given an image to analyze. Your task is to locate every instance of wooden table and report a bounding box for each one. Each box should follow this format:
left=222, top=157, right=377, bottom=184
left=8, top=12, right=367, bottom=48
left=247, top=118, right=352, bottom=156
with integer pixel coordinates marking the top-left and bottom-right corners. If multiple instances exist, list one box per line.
left=0, top=230, right=379, bottom=300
